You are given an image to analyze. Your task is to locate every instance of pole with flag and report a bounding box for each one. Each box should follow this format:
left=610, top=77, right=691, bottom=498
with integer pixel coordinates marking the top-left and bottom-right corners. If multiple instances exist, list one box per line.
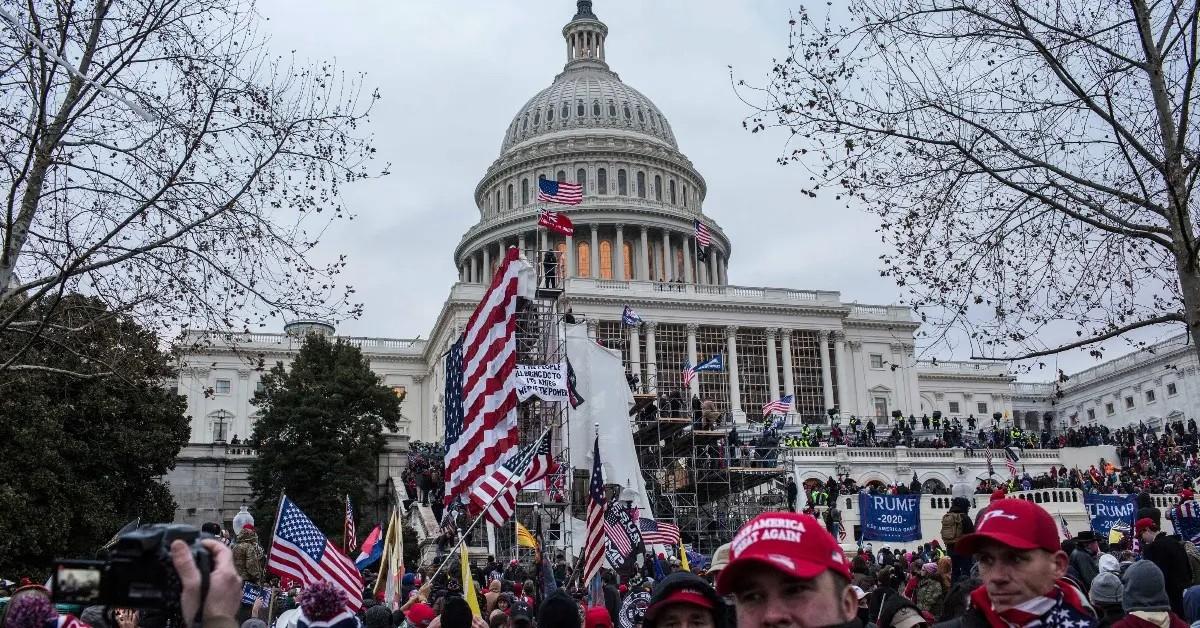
left=344, top=494, right=356, bottom=555
left=460, top=535, right=482, bottom=617
left=583, top=427, right=606, bottom=606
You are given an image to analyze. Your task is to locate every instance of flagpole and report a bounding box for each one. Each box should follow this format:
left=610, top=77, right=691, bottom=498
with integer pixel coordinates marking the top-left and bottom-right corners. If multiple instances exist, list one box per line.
left=428, top=426, right=555, bottom=583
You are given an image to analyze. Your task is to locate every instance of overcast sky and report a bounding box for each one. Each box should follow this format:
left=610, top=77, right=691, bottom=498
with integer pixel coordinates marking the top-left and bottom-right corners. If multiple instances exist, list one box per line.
left=249, top=0, right=1174, bottom=379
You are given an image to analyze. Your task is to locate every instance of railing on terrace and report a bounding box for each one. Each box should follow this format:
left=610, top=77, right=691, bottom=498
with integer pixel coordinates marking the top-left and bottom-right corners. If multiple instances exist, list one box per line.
left=183, top=330, right=424, bottom=352
left=568, top=277, right=842, bottom=305
left=917, top=361, right=1011, bottom=377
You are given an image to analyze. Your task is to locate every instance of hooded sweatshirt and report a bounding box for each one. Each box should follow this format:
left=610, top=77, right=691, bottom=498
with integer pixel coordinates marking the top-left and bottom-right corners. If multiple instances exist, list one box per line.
left=1115, top=561, right=1188, bottom=628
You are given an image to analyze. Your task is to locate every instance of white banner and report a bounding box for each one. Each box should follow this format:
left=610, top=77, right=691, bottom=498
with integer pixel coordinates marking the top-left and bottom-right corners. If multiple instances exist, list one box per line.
left=515, top=362, right=569, bottom=402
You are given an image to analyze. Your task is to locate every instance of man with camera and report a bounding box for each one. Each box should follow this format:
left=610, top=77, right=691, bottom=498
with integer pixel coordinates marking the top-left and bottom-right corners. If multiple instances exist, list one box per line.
left=170, top=536, right=243, bottom=628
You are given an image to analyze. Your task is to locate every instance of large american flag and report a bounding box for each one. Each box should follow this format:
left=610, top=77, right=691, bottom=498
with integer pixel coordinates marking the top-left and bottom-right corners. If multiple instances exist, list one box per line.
left=444, top=247, right=529, bottom=508
left=267, top=496, right=363, bottom=612
left=762, top=395, right=794, bottom=417
left=638, top=518, right=681, bottom=545
left=694, top=219, right=712, bottom=248
left=468, top=430, right=557, bottom=526
left=537, top=179, right=583, bottom=205
left=344, top=494, right=356, bottom=554
left=582, top=436, right=606, bottom=588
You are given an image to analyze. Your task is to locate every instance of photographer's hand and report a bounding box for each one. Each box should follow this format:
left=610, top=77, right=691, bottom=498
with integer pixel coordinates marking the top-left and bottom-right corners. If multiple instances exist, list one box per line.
left=171, top=539, right=243, bottom=627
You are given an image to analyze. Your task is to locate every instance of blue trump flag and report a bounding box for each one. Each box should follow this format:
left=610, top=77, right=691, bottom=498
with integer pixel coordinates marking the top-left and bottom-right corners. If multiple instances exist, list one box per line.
left=858, top=493, right=922, bottom=542
left=1083, top=493, right=1137, bottom=538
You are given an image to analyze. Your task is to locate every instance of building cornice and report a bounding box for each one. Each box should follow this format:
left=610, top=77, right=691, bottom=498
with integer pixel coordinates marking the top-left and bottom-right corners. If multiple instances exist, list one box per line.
left=566, top=292, right=851, bottom=318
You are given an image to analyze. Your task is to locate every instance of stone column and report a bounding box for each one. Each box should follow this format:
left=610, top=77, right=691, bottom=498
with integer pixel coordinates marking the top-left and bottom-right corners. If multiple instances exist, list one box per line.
left=540, top=229, right=548, bottom=252
left=662, top=230, right=673, bottom=281
left=645, top=321, right=658, bottom=392
left=781, top=329, right=796, bottom=412
left=472, top=254, right=481, bottom=284
left=682, top=236, right=693, bottom=284
left=615, top=224, right=626, bottom=280
left=819, top=330, right=834, bottom=412
left=686, top=323, right=699, bottom=399
left=726, top=325, right=743, bottom=416
left=565, top=233, right=576, bottom=278
left=482, top=244, right=491, bottom=281
left=586, top=319, right=598, bottom=341
left=765, top=328, right=780, bottom=403
left=891, top=343, right=906, bottom=414
left=833, top=331, right=850, bottom=414
left=707, top=251, right=717, bottom=286
left=518, top=233, right=527, bottom=259
left=590, top=226, right=600, bottom=279
left=639, top=226, right=651, bottom=280
left=719, top=254, right=728, bottom=285
left=629, top=323, right=642, bottom=393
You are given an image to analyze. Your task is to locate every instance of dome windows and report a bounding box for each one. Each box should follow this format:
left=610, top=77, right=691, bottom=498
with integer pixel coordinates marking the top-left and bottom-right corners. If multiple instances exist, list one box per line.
left=617, top=169, right=627, bottom=195
left=577, top=241, right=591, bottom=277
left=623, top=103, right=631, bottom=120
left=608, top=100, right=616, bottom=117
left=597, top=168, right=607, bottom=194
left=599, top=241, right=613, bottom=279
left=546, top=107, right=553, bottom=122
left=654, top=175, right=662, bottom=201
left=507, top=184, right=514, bottom=210
left=636, top=171, right=646, bottom=198
left=682, top=183, right=688, bottom=207
left=637, top=107, right=645, bottom=123
left=579, top=100, right=587, bottom=117
left=669, top=179, right=677, bottom=205
left=523, top=114, right=529, bottom=131
left=576, top=168, right=587, bottom=190
left=562, top=103, right=570, bottom=120
left=533, top=109, right=541, bottom=126
left=557, top=170, right=566, bottom=182
left=522, top=179, right=530, bottom=205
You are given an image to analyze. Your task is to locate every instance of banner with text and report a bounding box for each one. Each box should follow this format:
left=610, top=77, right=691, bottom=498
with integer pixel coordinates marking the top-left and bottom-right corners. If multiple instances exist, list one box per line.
left=1084, top=493, right=1137, bottom=539
left=515, top=363, right=569, bottom=402
left=603, top=500, right=644, bottom=570
left=858, top=493, right=922, bottom=542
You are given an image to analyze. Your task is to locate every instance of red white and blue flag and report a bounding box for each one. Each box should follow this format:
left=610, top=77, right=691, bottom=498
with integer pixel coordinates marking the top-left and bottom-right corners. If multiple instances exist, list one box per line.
left=468, top=430, right=558, bottom=526
left=344, top=494, right=356, bottom=554
left=537, top=178, right=583, bottom=205
left=762, top=395, right=794, bottom=417
left=538, top=209, right=575, bottom=236
left=354, top=524, right=384, bottom=570
left=638, top=518, right=681, bottom=545
left=267, top=496, right=364, bottom=612
left=443, top=248, right=532, bottom=508
left=694, top=219, right=712, bottom=249
left=582, top=436, right=607, bottom=592
left=682, top=361, right=697, bottom=386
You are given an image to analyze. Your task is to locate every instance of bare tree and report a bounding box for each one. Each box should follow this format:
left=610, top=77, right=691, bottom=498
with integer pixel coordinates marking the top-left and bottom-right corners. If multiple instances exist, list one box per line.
left=0, top=0, right=378, bottom=377
left=737, top=0, right=1200, bottom=365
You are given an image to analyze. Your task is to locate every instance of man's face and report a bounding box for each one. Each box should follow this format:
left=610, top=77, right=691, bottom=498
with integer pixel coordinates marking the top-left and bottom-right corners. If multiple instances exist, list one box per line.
left=1139, top=529, right=1156, bottom=545
left=731, top=568, right=856, bottom=628
left=656, top=604, right=715, bottom=628
left=974, top=541, right=1067, bottom=613
left=1086, top=540, right=1099, bottom=555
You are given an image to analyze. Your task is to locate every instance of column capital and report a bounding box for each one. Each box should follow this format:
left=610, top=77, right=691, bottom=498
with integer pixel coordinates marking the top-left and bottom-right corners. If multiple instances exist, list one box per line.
left=644, top=321, right=658, bottom=332
left=818, top=329, right=831, bottom=341
left=640, top=224, right=649, bottom=234
left=412, top=373, right=426, bottom=384
left=764, top=327, right=779, bottom=341
left=586, top=319, right=599, bottom=334
left=237, top=369, right=251, bottom=380
left=725, top=325, right=739, bottom=338
left=846, top=339, right=862, bottom=350
left=779, top=328, right=793, bottom=340
left=615, top=222, right=625, bottom=230
left=832, top=330, right=846, bottom=342
left=685, top=322, right=699, bottom=333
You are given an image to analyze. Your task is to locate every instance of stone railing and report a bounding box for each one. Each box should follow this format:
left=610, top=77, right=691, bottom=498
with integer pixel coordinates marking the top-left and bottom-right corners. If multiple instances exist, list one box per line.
left=917, top=361, right=1011, bottom=377
left=848, top=304, right=913, bottom=321
left=567, top=277, right=843, bottom=307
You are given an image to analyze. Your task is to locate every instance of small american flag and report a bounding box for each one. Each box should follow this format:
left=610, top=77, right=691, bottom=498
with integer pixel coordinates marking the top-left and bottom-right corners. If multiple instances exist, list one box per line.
left=762, top=395, right=794, bottom=417
left=537, top=179, right=583, bottom=205
left=682, top=361, right=697, bottom=386
left=983, top=448, right=995, bottom=475
left=582, top=436, right=606, bottom=590
left=638, top=518, right=681, bottom=545
left=603, top=502, right=634, bottom=558
left=344, top=494, right=356, bottom=554
left=267, top=496, right=364, bottom=612
left=468, top=431, right=545, bottom=526
left=1004, top=446, right=1021, bottom=476
left=694, top=219, right=712, bottom=248
left=1059, top=515, right=1071, bottom=540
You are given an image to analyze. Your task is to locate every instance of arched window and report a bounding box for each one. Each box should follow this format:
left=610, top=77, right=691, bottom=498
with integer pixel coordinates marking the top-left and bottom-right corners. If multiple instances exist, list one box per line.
left=576, top=168, right=587, bottom=190
left=495, top=190, right=501, bottom=212
left=599, top=241, right=613, bottom=279
left=654, top=175, right=662, bottom=201
left=636, top=172, right=646, bottom=198
left=593, top=100, right=601, bottom=117
left=623, top=104, right=632, bottom=119
left=522, top=114, right=529, bottom=131
left=597, top=168, right=608, bottom=194
left=557, top=170, right=566, bottom=182
left=618, top=169, right=628, bottom=195
left=637, top=107, right=645, bottom=123
left=577, top=241, right=591, bottom=278
left=539, top=173, right=547, bottom=182
left=669, top=180, right=677, bottom=204
left=533, top=109, right=540, bottom=125
left=608, top=101, right=617, bottom=117
left=507, top=184, right=513, bottom=210
left=546, top=106, right=553, bottom=122
left=522, top=179, right=530, bottom=205
left=622, top=241, right=633, bottom=280
left=555, top=242, right=567, bottom=276
left=676, top=249, right=685, bottom=280
left=579, top=100, right=586, bottom=117
left=682, top=183, right=688, bottom=207
left=562, top=103, right=570, bottom=119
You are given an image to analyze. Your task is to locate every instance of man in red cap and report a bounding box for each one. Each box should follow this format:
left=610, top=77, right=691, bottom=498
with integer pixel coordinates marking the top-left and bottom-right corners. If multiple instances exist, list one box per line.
left=716, top=512, right=861, bottom=627
left=935, top=498, right=1096, bottom=627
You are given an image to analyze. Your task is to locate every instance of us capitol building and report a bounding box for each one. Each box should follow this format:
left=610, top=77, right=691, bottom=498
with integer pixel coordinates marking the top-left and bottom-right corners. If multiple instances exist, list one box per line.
left=165, top=1, right=1200, bottom=529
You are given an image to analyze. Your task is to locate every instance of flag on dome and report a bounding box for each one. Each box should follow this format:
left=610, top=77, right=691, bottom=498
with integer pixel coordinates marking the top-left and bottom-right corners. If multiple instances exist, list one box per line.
left=621, top=305, right=643, bottom=326
left=762, top=395, right=793, bottom=417
left=538, top=209, right=574, bottom=236
left=537, top=179, right=583, bottom=205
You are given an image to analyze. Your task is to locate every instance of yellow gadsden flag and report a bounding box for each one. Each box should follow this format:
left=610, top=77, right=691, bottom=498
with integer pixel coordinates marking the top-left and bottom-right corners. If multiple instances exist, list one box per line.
left=461, top=546, right=482, bottom=617
left=516, top=522, right=539, bottom=549
left=679, top=540, right=691, bottom=572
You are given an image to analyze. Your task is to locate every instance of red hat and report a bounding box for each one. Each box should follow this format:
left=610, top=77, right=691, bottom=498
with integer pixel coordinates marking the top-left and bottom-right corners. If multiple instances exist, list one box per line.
left=404, top=603, right=436, bottom=628
left=584, top=607, right=613, bottom=628
left=990, top=488, right=1008, bottom=503
left=1181, top=489, right=1195, bottom=501
left=242, top=523, right=255, bottom=532
left=715, top=512, right=849, bottom=596
left=955, top=499, right=1060, bottom=554
left=1136, top=517, right=1157, bottom=534
left=645, top=588, right=716, bottom=620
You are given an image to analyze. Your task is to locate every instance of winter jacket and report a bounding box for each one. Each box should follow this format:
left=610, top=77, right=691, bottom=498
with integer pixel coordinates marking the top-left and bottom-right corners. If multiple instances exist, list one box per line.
left=1071, top=547, right=1101, bottom=590
left=916, top=576, right=947, bottom=618
left=1111, top=613, right=1188, bottom=628
left=1145, top=533, right=1196, bottom=616
left=232, top=529, right=265, bottom=583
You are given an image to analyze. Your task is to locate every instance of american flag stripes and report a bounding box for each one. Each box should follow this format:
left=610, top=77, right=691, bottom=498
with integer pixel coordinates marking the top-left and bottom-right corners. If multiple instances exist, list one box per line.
left=638, top=518, right=681, bottom=545
left=762, top=395, right=794, bottom=417
left=344, top=494, right=356, bottom=554
left=1004, top=446, right=1021, bottom=476
left=983, top=448, right=995, bottom=476
left=443, top=247, right=530, bottom=508
left=537, top=179, right=583, bottom=205
left=603, top=504, right=634, bottom=559
left=1171, top=500, right=1200, bottom=543
left=694, top=219, right=712, bottom=249
left=682, top=361, right=697, bottom=386
left=582, top=436, right=606, bottom=589
left=267, top=496, right=364, bottom=612
left=468, top=430, right=558, bottom=526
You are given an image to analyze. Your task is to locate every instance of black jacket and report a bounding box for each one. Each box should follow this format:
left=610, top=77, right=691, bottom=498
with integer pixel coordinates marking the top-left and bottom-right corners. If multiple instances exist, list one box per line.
left=1144, top=532, right=1194, bottom=616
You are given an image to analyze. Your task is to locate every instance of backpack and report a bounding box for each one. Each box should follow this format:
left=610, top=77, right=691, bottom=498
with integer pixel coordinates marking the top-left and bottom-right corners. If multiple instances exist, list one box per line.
left=941, top=512, right=964, bottom=547
left=1185, top=541, right=1200, bottom=586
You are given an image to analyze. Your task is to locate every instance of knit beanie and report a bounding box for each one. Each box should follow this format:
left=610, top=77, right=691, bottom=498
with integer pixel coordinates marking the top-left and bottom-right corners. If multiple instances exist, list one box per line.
left=537, top=589, right=581, bottom=628
left=296, top=582, right=360, bottom=628
left=1184, top=585, right=1200, bottom=623
left=1089, top=571, right=1122, bottom=606
left=1122, top=560, right=1172, bottom=612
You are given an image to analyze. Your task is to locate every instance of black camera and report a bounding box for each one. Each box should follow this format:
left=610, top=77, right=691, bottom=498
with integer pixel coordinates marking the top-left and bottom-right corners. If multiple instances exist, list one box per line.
left=52, top=524, right=212, bottom=612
